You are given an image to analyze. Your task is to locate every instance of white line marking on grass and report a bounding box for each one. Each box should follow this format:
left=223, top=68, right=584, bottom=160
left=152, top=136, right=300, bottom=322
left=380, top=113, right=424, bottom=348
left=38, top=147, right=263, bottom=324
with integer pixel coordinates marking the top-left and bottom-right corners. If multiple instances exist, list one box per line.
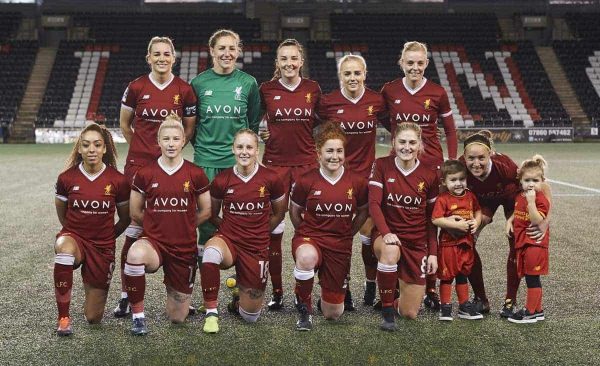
left=553, top=194, right=600, bottom=197
left=547, top=179, right=600, bottom=193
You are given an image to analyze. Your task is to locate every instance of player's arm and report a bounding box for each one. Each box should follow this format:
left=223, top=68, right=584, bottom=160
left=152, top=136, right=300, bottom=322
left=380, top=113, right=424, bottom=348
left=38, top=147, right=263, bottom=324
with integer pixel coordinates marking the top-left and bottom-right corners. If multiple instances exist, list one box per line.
left=470, top=209, right=482, bottom=234
left=209, top=197, right=223, bottom=228
left=368, top=182, right=400, bottom=245
left=269, top=196, right=287, bottom=231
left=195, top=191, right=211, bottom=226
left=247, top=81, right=261, bottom=133
left=527, top=182, right=552, bottom=239
left=505, top=213, right=514, bottom=238
left=289, top=201, right=304, bottom=229
left=426, top=201, right=438, bottom=274
left=119, top=107, right=134, bottom=144
left=114, top=203, right=131, bottom=238
left=525, top=191, right=544, bottom=225
left=55, top=198, right=67, bottom=227
left=441, top=114, right=457, bottom=160
left=351, top=204, right=369, bottom=236
left=431, top=215, right=470, bottom=232
left=129, top=190, right=145, bottom=224
left=183, top=116, right=196, bottom=146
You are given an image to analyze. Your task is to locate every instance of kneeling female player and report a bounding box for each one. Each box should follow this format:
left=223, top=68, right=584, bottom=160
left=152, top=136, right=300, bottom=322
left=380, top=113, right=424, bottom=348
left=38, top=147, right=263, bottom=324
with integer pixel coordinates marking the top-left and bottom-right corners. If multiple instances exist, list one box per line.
left=124, top=114, right=211, bottom=335
left=54, top=122, right=130, bottom=336
left=200, top=129, right=286, bottom=333
left=290, top=122, right=369, bottom=331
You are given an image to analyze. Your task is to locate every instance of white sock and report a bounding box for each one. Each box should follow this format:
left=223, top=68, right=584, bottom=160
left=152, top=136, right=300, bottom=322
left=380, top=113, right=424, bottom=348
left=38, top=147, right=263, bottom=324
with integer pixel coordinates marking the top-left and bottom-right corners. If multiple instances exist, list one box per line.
left=206, top=308, right=218, bottom=315
left=121, top=291, right=128, bottom=299
left=132, top=312, right=144, bottom=320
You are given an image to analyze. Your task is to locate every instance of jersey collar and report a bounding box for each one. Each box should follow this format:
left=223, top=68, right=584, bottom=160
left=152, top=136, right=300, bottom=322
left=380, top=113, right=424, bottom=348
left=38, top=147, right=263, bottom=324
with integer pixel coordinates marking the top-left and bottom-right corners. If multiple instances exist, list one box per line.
left=394, top=157, right=420, bottom=176
left=340, top=87, right=365, bottom=105
left=319, top=166, right=345, bottom=185
left=79, top=162, right=106, bottom=182
left=234, top=163, right=259, bottom=183
left=402, top=77, right=427, bottom=96
left=148, top=73, right=175, bottom=91
left=158, top=157, right=184, bottom=176
left=278, top=78, right=302, bottom=92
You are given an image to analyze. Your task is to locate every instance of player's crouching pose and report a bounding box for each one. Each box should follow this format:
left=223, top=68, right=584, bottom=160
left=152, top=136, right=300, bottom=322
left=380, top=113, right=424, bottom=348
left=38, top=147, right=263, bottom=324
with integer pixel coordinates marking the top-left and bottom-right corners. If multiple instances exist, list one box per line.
left=124, top=115, right=211, bottom=335
left=200, top=129, right=286, bottom=334
left=369, top=122, right=439, bottom=331
left=506, top=155, right=551, bottom=324
left=290, top=122, right=369, bottom=331
left=54, top=123, right=130, bottom=336
left=431, top=160, right=483, bottom=321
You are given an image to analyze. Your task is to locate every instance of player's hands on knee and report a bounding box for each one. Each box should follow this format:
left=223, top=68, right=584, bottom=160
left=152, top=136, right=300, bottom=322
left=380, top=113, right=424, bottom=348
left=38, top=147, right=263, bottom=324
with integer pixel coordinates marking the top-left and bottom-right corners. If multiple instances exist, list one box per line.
left=383, top=233, right=401, bottom=246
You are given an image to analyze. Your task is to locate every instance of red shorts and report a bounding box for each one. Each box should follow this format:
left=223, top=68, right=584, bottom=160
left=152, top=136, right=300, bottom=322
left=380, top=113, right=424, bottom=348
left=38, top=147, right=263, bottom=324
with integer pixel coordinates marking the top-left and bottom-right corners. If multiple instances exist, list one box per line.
left=370, top=229, right=428, bottom=286
left=124, top=158, right=152, bottom=186
left=217, top=234, right=269, bottom=291
left=437, top=244, right=475, bottom=281
left=292, top=236, right=351, bottom=304
left=143, top=237, right=197, bottom=294
left=516, top=245, right=549, bottom=278
left=264, top=163, right=319, bottom=192
left=57, top=231, right=115, bottom=290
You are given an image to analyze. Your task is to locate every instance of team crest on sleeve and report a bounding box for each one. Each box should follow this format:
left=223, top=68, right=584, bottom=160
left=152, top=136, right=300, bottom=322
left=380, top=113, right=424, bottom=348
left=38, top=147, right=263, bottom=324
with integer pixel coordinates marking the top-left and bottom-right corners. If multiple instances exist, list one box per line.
left=423, top=99, right=431, bottom=110
left=258, top=186, right=266, bottom=198
left=417, top=181, right=425, bottom=193
left=104, top=184, right=113, bottom=196
left=367, top=105, right=374, bottom=116
left=173, top=94, right=181, bottom=105
left=183, top=180, right=190, bottom=192
left=305, top=93, right=312, bottom=103
left=347, top=188, right=353, bottom=199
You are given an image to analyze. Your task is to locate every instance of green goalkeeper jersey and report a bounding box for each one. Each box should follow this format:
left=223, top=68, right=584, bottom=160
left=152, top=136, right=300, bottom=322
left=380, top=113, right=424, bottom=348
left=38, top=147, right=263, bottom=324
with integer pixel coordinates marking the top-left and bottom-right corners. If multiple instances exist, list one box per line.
left=191, top=68, right=261, bottom=168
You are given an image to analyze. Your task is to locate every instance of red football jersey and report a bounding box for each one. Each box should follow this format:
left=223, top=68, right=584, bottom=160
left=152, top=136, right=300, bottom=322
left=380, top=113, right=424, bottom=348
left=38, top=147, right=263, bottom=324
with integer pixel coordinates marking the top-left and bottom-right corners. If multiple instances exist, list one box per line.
left=56, top=164, right=129, bottom=247
left=369, top=156, right=439, bottom=247
left=317, top=88, right=387, bottom=178
left=291, top=167, right=368, bottom=253
left=513, top=191, right=550, bottom=249
left=461, top=153, right=520, bottom=205
left=132, top=159, right=209, bottom=252
left=259, top=78, right=321, bottom=166
left=381, top=77, right=452, bottom=168
left=121, top=74, right=197, bottom=163
left=211, top=164, right=285, bottom=252
left=432, top=190, right=481, bottom=247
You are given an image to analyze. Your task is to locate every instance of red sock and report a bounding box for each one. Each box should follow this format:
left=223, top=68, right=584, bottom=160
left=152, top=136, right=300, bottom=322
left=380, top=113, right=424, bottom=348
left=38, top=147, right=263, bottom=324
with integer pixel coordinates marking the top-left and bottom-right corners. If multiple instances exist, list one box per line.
left=124, top=262, right=145, bottom=314
left=468, top=248, right=488, bottom=302
left=439, top=280, right=452, bottom=304
left=269, top=233, right=283, bottom=295
left=456, top=283, right=469, bottom=304
left=200, top=263, right=220, bottom=309
left=426, top=274, right=437, bottom=293
left=361, top=244, right=378, bottom=281
left=377, top=263, right=398, bottom=308
left=526, top=287, right=542, bottom=314
left=506, top=242, right=520, bottom=302
left=54, top=254, right=74, bottom=319
left=294, top=277, right=314, bottom=313
left=120, top=235, right=137, bottom=293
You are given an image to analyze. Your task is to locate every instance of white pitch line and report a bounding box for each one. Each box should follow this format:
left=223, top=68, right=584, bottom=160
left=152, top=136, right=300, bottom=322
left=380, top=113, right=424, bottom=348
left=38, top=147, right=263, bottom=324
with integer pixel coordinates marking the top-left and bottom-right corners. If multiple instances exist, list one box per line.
left=546, top=179, right=600, bottom=193
left=553, top=193, right=600, bottom=197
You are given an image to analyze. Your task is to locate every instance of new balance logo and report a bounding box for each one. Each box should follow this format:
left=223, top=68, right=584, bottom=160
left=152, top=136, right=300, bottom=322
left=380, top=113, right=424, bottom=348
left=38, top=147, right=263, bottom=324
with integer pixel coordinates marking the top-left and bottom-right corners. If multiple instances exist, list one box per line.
left=274, top=96, right=281, bottom=100
left=337, top=109, right=344, bottom=114
left=387, top=178, right=395, bottom=182
left=227, top=189, right=234, bottom=194
left=314, top=190, right=321, bottom=196
left=142, top=95, right=150, bottom=100
left=152, top=183, right=159, bottom=188
left=73, top=186, right=79, bottom=191
left=205, top=90, right=213, bottom=96
left=394, top=99, right=401, bottom=104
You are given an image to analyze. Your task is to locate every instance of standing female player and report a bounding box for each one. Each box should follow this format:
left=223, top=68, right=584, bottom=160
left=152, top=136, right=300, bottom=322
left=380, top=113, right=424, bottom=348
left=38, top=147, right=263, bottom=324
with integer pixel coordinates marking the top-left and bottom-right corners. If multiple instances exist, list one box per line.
left=317, top=54, right=387, bottom=307
left=381, top=41, right=458, bottom=309
left=115, top=36, right=197, bottom=317
left=369, top=122, right=439, bottom=331
left=200, top=129, right=287, bottom=333
left=461, top=131, right=550, bottom=317
left=190, top=29, right=261, bottom=266
left=124, top=115, right=211, bottom=335
left=290, top=122, right=369, bottom=331
left=54, top=123, right=130, bottom=336
left=258, top=39, right=322, bottom=310
left=506, top=155, right=550, bottom=324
